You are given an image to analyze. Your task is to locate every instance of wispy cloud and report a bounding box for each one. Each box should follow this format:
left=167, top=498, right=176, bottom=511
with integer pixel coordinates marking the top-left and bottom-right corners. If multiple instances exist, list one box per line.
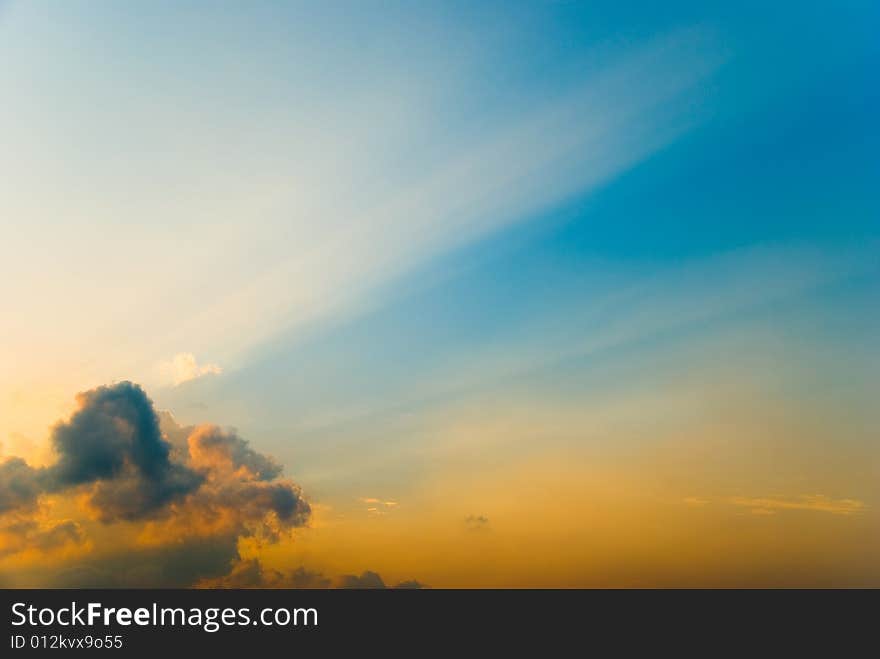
left=0, top=25, right=726, bottom=397
left=680, top=495, right=867, bottom=516
left=282, top=240, right=879, bottom=437
left=359, top=497, right=398, bottom=515
left=161, top=29, right=725, bottom=369
left=728, top=495, right=865, bottom=516
left=358, top=497, right=398, bottom=516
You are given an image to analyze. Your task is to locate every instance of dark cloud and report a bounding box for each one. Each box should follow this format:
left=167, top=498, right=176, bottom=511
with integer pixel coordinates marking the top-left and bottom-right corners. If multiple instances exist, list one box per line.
left=336, top=570, right=387, bottom=589
left=0, top=518, right=85, bottom=558
left=199, top=560, right=422, bottom=590
left=0, top=381, right=313, bottom=587
left=0, top=458, right=44, bottom=514
left=0, top=382, right=424, bottom=589
left=52, top=565, right=115, bottom=589
left=288, top=566, right=333, bottom=589
left=205, top=558, right=265, bottom=588
left=334, top=571, right=426, bottom=589
left=394, top=580, right=428, bottom=589
left=198, top=559, right=332, bottom=589
left=48, top=536, right=242, bottom=588
left=30, top=520, right=84, bottom=551
left=84, top=462, right=201, bottom=522
left=45, top=382, right=203, bottom=520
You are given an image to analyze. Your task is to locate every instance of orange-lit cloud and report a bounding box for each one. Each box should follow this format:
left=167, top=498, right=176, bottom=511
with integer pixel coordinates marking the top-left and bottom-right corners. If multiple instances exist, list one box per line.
left=0, top=383, right=426, bottom=588
left=0, top=516, right=86, bottom=559
left=359, top=497, right=398, bottom=516
left=0, top=382, right=309, bottom=586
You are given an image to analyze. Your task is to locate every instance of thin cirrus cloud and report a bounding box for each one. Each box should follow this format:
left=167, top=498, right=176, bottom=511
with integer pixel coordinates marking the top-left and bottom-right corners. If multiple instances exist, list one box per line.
left=728, top=495, right=866, bottom=516
left=0, top=21, right=725, bottom=410
left=270, top=240, right=878, bottom=441
left=156, top=28, right=726, bottom=371
left=683, top=495, right=866, bottom=516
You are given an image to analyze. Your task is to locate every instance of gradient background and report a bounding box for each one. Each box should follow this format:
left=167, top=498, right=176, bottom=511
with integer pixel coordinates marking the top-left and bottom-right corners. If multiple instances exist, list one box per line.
left=0, top=1, right=877, bottom=587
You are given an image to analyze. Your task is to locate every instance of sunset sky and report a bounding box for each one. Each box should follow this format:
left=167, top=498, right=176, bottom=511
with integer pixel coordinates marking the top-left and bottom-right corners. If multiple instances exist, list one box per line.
left=0, top=1, right=877, bottom=587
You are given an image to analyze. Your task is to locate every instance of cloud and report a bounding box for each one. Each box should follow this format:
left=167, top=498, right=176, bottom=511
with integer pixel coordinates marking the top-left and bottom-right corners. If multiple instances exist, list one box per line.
left=286, top=566, right=334, bottom=589
left=727, top=495, right=865, bottom=516
left=198, top=559, right=424, bottom=589
left=0, top=518, right=85, bottom=558
left=43, top=382, right=203, bottom=521
left=0, top=458, right=43, bottom=514
left=198, top=559, right=333, bottom=589
left=682, top=495, right=866, bottom=516
left=196, top=558, right=272, bottom=589
left=48, top=536, right=243, bottom=588
left=359, top=497, right=398, bottom=515
left=465, top=514, right=490, bottom=530
left=0, top=381, right=310, bottom=586
left=335, top=570, right=386, bottom=589
left=0, top=383, right=429, bottom=588
left=161, top=353, right=222, bottom=387
left=134, top=411, right=310, bottom=546
left=0, top=26, right=725, bottom=390
left=188, top=425, right=283, bottom=482
left=333, top=571, right=424, bottom=589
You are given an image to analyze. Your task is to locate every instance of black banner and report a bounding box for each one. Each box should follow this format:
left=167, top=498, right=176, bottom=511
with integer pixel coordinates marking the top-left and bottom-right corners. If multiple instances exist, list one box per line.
left=0, top=589, right=874, bottom=654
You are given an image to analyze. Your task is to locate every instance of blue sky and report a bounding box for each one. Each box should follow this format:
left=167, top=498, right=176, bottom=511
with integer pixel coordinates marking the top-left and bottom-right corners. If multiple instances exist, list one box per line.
left=0, top=1, right=877, bottom=586
left=144, top=1, right=879, bottom=463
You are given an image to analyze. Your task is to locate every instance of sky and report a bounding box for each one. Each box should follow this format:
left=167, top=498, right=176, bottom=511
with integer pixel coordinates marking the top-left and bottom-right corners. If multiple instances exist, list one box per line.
left=0, top=1, right=877, bottom=587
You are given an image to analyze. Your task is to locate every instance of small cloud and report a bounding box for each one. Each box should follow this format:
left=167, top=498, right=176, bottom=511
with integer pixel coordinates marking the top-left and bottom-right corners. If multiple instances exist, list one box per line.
left=394, top=580, right=428, bottom=589
left=465, top=514, right=489, bottom=530
left=335, top=571, right=386, bottom=589
left=161, top=353, right=222, bottom=387
left=359, top=497, right=397, bottom=515
left=727, top=495, right=865, bottom=516
left=682, top=497, right=709, bottom=507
